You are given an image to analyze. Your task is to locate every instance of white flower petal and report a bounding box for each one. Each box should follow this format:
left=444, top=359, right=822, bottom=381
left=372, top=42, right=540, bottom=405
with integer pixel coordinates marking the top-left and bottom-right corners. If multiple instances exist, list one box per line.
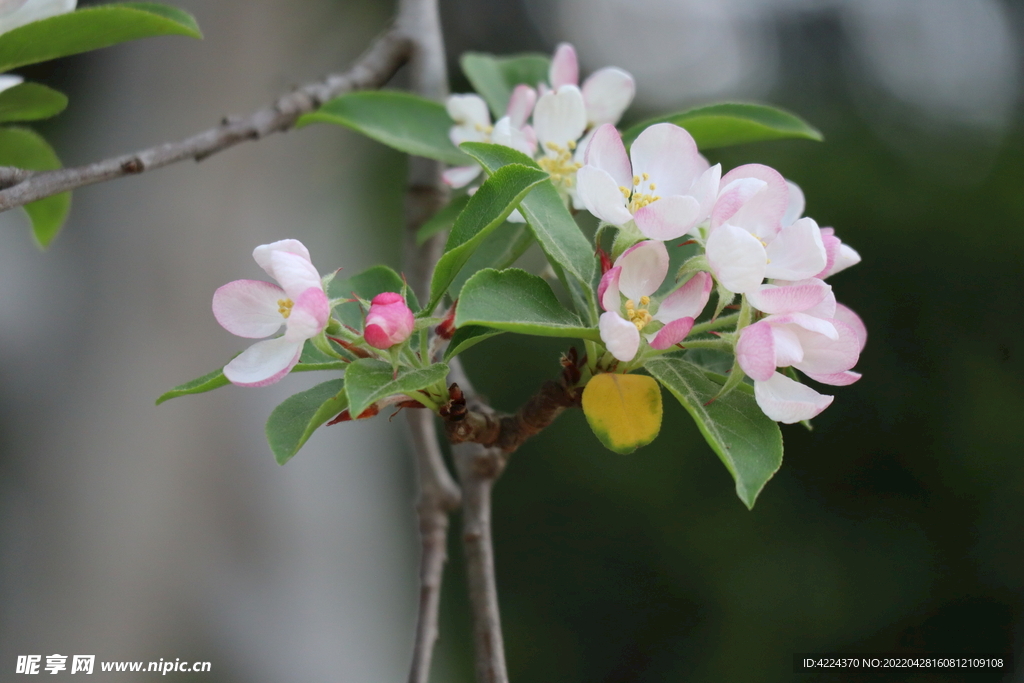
left=533, top=85, right=586, bottom=148
left=549, top=43, right=579, bottom=89
left=267, top=251, right=321, bottom=300
left=0, top=74, right=23, bottom=94
left=706, top=223, right=767, bottom=294
left=598, top=266, right=621, bottom=312
left=584, top=123, right=632, bottom=189
left=834, top=303, right=867, bottom=351
left=827, top=243, right=862, bottom=277
left=793, top=319, right=861, bottom=376
left=284, top=287, right=330, bottom=343
left=212, top=279, right=285, bottom=339
left=633, top=195, right=702, bottom=241
left=576, top=165, right=633, bottom=226
left=253, top=239, right=311, bottom=275
left=689, top=163, right=721, bottom=227
left=492, top=116, right=535, bottom=156
left=782, top=179, right=806, bottom=226
left=0, top=0, right=74, bottom=34
left=747, top=278, right=830, bottom=315
left=443, top=164, right=482, bottom=189
left=655, top=272, right=712, bottom=323
left=581, top=67, right=635, bottom=126
left=715, top=164, right=789, bottom=240
left=505, top=85, right=537, bottom=128
left=616, top=240, right=668, bottom=301
left=446, top=94, right=490, bottom=127
left=223, top=336, right=303, bottom=388
left=754, top=372, right=833, bottom=424
left=599, top=311, right=640, bottom=361
left=764, top=217, right=827, bottom=281
left=630, top=123, right=703, bottom=196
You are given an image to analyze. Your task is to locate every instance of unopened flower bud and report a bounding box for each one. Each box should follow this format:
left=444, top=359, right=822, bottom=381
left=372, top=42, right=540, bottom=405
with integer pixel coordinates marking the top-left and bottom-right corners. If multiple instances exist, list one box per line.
left=363, top=292, right=414, bottom=350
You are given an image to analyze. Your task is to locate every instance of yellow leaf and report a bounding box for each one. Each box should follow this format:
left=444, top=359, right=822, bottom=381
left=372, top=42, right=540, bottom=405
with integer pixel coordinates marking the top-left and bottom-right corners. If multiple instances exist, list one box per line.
left=582, top=373, right=663, bottom=454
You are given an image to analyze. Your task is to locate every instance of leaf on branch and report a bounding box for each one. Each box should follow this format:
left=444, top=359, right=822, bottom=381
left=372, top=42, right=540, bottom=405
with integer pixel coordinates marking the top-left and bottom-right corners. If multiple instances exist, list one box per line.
left=0, top=126, right=69, bottom=248
left=460, top=52, right=551, bottom=119
left=581, top=373, right=663, bottom=454
left=449, top=220, right=532, bottom=297
left=0, top=3, right=202, bottom=73
left=266, top=378, right=348, bottom=465
left=426, top=163, right=548, bottom=313
left=645, top=357, right=783, bottom=510
left=416, top=194, right=469, bottom=246
left=344, top=359, right=449, bottom=418
left=297, top=91, right=471, bottom=166
left=444, top=325, right=504, bottom=361
left=455, top=268, right=601, bottom=340
left=461, top=142, right=597, bottom=291
left=621, top=103, right=823, bottom=151
left=328, top=264, right=416, bottom=326
left=0, top=83, right=67, bottom=123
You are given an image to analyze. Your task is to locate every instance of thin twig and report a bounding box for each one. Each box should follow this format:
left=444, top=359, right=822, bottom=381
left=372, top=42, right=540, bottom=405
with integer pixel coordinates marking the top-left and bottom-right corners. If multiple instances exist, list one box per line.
left=0, top=29, right=413, bottom=212
left=395, top=1, right=463, bottom=682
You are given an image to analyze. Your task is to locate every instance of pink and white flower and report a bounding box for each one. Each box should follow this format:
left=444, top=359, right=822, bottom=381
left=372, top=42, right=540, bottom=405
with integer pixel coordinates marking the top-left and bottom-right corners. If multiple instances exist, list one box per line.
left=547, top=42, right=635, bottom=131
left=363, top=292, right=414, bottom=350
left=0, top=0, right=75, bottom=34
left=705, top=164, right=828, bottom=294
left=598, top=240, right=712, bottom=361
left=444, top=86, right=537, bottom=188
left=212, top=239, right=330, bottom=387
left=577, top=123, right=721, bottom=241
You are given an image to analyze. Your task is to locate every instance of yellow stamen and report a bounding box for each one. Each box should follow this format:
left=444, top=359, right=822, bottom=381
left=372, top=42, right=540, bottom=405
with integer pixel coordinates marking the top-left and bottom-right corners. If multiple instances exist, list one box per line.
left=277, top=298, right=294, bottom=318
left=538, top=142, right=583, bottom=190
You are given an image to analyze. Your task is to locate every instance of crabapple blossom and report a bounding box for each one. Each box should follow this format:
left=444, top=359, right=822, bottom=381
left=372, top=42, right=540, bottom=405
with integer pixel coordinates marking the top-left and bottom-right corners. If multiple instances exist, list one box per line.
left=577, top=123, right=721, bottom=241
left=443, top=86, right=537, bottom=188
left=0, top=0, right=75, bottom=34
left=598, top=240, right=712, bottom=361
left=363, top=292, right=414, bottom=350
left=547, top=42, right=635, bottom=131
left=212, top=239, right=329, bottom=387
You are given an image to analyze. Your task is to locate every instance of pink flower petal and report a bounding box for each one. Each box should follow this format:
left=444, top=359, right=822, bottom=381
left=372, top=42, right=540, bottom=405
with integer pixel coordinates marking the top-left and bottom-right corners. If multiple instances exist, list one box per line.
left=616, top=240, right=669, bottom=301
left=793, top=319, right=861, bottom=375
left=705, top=223, right=767, bottom=294
left=655, top=272, right=712, bottom=323
left=364, top=292, right=415, bottom=349
left=782, top=180, right=805, bottom=226
left=633, top=194, right=702, bottom=241
left=715, top=164, right=789, bottom=240
left=584, top=123, right=632, bottom=189
left=747, top=278, right=830, bottom=315
left=505, top=85, right=537, bottom=128
left=770, top=325, right=804, bottom=368
left=212, top=279, right=286, bottom=339
left=534, top=85, right=586, bottom=147
left=647, top=316, right=695, bottom=350
left=834, top=303, right=867, bottom=351
left=754, top=372, right=833, bottom=424
left=581, top=67, right=635, bottom=126
left=223, top=336, right=303, bottom=388
left=267, top=250, right=322, bottom=300
left=767, top=312, right=838, bottom=340
left=736, top=321, right=777, bottom=382
left=710, top=177, right=766, bottom=232
left=764, top=217, right=827, bottom=282
left=549, top=43, right=579, bottom=89
left=826, top=243, right=862, bottom=277
left=630, top=123, right=703, bottom=196
left=598, top=266, right=622, bottom=312
left=443, top=164, right=482, bottom=189
left=492, top=116, right=536, bottom=156
left=253, top=239, right=311, bottom=275
left=576, top=165, right=633, bottom=227
left=284, top=287, right=330, bottom=343
left=814, top=231, right=842, bottom=279
left=803, top=370, right=862, bottom=386
left=599, top=311, right=640, bottom=361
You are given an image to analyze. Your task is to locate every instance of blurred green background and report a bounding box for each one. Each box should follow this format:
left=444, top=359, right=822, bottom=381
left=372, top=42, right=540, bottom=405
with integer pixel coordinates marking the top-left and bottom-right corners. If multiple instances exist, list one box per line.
left=1, top=0, right=1020, bottom=681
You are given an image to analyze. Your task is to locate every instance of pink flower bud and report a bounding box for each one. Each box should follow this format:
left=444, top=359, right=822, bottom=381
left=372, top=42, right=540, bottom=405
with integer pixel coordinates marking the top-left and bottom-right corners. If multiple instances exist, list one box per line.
left=364, top=292, right=414, bottom=350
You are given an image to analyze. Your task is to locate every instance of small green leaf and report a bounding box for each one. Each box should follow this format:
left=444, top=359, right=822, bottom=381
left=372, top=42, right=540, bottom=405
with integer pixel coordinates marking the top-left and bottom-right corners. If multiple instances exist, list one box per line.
left=461, top=142, right=597, bottom=289
left=345, top=359, right=449, bottom=418
left=155, top=367, right=230, bottom=405
left=0, top=126, right=69, bottom=248
left=621, top=103, right=823, bottom=150
left=298, top=91, right=470, bottom=166
left=582, top=373, right=663, bottom=454
left=450, top=220, right=532, bottom=297
left=460, top=52, right=550, bottom=119
left=328, top=264, right=416, bottom=326
left=417, top=194, right=470, bottom=246
left=444, top=325, right=504, bottom=360
left=0, top=3, right=202, bottom=73
left=645, top=357, right=783, bottom=509
left=456, top=268, right=600, bottom=340
left=426, top=163, right=548, bottom=313
left=266, top=379, right=347, bottom=465
left=0, top=83, right=67, bottom=123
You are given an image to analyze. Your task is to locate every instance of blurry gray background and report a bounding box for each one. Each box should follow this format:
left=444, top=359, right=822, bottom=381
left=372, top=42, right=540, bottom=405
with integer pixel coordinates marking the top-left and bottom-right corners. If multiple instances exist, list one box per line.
left=1, top=0, right=1022, bottom=681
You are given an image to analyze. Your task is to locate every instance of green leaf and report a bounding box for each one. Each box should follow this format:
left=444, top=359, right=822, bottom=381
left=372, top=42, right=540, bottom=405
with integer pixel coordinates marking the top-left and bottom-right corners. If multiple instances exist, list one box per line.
left=328, top=264, right=417, bottom=325
left=450, top=220, right=532, bottom=297
left=0, top=3, right=202, bottom=73
left=621, top=103, right=823, bottom=150
left=266, top=379, right=347, bottom=465
left=645, top=357, right=783, bottom=509
left=155, top=367, right=230, bottom=405
left=345, top=359, right=449, bottom=418
left=417, top=194, right=470, bottom=246
left=0, top=83, right=67, bottom=123
left=461, top=142, right=596, bottom=288
left=460, top=52, right=550, bottom=119
left=426, top=163, right=548, bottom=313
left=297, top=91, right=470, bottom=166
left=0, top=126, right=69, bottom=248
left=455, top=268, right=600, bottom=340
left=444, top=325, right=504, bottom=360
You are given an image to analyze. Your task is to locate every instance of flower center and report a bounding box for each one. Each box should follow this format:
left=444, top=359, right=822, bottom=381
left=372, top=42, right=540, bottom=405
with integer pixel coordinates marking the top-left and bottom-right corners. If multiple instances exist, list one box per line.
left=538, top=141, right=582, bottom=190
left=278, top=298, right=294, bottom=319
left=619, top=173, right=661, bottom=214
left=624, top=296, right=653, bottom=331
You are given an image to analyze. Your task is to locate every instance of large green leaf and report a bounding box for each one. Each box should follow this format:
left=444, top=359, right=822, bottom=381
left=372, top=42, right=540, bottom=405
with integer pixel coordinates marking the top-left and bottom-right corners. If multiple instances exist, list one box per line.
left=444, top=325, right=504, bottom=361
left=265, top=379, right=348, bottom=465
left=0, top=126, right=69, bottom=248
left=328, top=264, right=416, bottom=326
left=0, top=83, right=67, bottom=123
left=426, top=163, right=548, bottom=313
left=345, top=359, right=449, bottom=418
left=621, top=103, right=823, bottom=150
left=461, top=142, right=596, bottom=289
left=645, top=357, right=783, bottom=509
left=460, top=52, right=550, bottom=119
left=297, top=91, right=471, bottom=166
left=450, top=220, right=532, bottom=297
left=455, top=268, right=600, bottom=340
left=0, top=3, right=202, bottom=73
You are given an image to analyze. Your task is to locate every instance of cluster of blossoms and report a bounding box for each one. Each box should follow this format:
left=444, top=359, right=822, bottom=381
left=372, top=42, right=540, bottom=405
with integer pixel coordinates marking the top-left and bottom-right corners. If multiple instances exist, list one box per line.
left=212, top=239, right=414, bottom=387
left=446, top=44, right=864, bottom=425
